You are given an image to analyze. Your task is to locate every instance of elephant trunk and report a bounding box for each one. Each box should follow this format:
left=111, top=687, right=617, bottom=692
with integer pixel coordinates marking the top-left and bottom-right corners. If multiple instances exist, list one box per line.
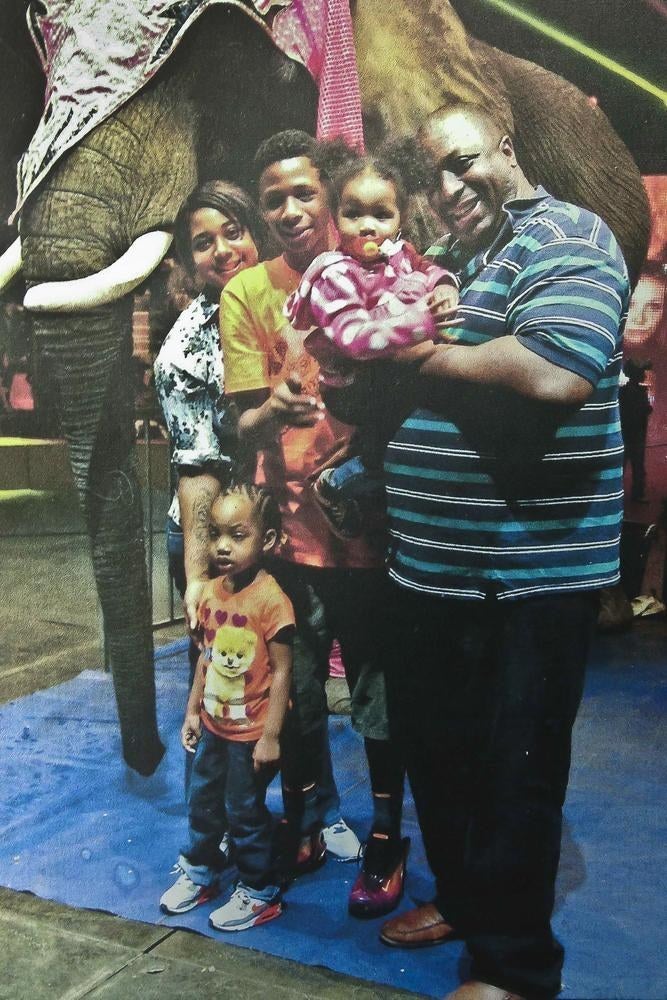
left=29, top=302, right=163, bottom=774
left=20, top=78, right=198, bottom=774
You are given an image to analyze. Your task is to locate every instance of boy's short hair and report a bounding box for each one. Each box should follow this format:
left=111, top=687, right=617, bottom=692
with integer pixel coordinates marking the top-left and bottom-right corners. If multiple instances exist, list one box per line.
left=253, top=130, right=318, bottom=184
left=221, top=482, right=282, bottom=537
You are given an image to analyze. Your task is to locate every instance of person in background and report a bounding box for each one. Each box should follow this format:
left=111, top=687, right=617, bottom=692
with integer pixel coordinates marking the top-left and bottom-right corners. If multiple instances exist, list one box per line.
left=619, top=358, right=653, bottom=502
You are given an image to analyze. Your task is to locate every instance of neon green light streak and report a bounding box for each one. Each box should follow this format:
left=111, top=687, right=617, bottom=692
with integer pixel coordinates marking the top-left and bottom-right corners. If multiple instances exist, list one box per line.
left=484, top=0, right=667, bottom=106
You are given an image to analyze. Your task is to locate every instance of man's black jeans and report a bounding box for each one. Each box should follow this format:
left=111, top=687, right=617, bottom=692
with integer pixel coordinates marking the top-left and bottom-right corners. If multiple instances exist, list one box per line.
left=383, top=584, right=598, bottom=999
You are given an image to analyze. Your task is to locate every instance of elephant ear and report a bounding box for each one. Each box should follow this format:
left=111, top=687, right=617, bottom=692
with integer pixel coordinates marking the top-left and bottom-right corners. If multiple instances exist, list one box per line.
left=470, top=39, right=649, bottom=286
left=354, top=0, right=512, bottom=141
left=353, top=0, right=648, bottom=285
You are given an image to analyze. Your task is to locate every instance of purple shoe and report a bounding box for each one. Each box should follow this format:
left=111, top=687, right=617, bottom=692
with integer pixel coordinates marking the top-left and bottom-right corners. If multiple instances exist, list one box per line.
left=348, top=836, right=410, bottom=919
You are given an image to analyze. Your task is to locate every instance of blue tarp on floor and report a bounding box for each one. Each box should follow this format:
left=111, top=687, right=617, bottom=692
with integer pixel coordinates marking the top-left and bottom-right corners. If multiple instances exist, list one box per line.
left=0, top=627, right=665, bottom=998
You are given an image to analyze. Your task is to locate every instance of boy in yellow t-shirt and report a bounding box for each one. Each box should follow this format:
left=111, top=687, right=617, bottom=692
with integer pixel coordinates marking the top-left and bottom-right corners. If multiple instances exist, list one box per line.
left=219, top=132, right=408, bottom=920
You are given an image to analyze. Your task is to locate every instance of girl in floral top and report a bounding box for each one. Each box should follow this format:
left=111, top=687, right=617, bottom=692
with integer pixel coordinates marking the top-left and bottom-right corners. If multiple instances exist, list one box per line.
left=154, top=180, right=267, bottom=684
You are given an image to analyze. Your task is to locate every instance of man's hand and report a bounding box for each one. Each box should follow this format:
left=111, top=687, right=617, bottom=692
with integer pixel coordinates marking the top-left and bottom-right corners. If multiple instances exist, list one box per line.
left=391, top=341, right=440, bottom=366
left=184, top=578, right=206, bottom=644
left=268, top=372, right=324, bottom=428
left=181, top=711, right=201, bottom=753
left=252, top=733, right=281, bottom=772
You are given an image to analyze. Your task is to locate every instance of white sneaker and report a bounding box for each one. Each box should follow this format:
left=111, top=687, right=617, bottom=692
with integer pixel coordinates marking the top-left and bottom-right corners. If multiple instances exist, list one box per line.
left=209, top=886, right=283, bottom=932
left=160, top=869, right=220, bottom=914
left=322, top=818, right=361, bottom=861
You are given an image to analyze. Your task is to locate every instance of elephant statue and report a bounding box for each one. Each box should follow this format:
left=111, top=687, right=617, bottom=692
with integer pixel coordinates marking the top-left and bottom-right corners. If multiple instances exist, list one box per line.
left=0, top=0, right=649, bottom=776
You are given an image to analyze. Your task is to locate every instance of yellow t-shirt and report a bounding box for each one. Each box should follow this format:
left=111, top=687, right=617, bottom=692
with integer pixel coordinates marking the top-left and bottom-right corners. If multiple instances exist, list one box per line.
left=222, top=256, right=379, bottom=569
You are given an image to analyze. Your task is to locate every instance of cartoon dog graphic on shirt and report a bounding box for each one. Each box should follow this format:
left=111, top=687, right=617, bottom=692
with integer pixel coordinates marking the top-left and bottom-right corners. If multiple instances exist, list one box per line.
left=203, top=613, right=257, bottom=723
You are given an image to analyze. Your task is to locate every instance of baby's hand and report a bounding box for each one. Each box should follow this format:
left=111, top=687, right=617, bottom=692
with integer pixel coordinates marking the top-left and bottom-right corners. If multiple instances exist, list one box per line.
left=181, top=712, right=201, bottom=753
left=427, top=284, right=459, bottom=325
left=253, top=733, right=280, bottom=772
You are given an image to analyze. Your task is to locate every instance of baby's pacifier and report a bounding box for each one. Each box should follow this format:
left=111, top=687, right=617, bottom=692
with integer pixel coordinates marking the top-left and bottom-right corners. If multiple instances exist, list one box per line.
left=350, top=236, right=381, bottom=262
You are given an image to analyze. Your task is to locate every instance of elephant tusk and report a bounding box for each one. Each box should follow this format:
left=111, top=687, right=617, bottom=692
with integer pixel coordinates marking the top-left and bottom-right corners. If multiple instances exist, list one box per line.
left=0, top=237, right=22, bottom=293
left=23, top=230, right=173, bottom=312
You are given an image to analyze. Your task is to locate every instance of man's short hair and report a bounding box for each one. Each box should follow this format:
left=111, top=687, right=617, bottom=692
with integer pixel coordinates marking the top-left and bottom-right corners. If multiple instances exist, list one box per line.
left=253, top=130, right=318, bottom=183
left=422, top=101, right=514, bottom=143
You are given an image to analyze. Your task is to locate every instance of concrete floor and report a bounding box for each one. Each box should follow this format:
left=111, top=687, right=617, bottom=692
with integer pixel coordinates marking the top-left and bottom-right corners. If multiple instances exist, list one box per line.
left=0, top=886, right=416, bottom=1000
left=0, top=486, right=416, bottom=1000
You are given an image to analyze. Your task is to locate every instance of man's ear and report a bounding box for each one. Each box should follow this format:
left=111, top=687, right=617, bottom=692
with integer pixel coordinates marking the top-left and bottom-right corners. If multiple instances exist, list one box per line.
left=499, top=135, right=517, bottom=165
left=262, top=528, right=278, bottom=554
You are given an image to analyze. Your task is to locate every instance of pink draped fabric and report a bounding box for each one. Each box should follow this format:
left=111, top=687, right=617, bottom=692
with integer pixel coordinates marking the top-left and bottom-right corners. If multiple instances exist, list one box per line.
left=274, top=0, right=364, bottom=148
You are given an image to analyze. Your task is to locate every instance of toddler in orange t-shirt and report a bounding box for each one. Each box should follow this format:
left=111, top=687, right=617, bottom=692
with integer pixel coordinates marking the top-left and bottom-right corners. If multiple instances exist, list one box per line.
left=160, top=484, right=294, bottom=932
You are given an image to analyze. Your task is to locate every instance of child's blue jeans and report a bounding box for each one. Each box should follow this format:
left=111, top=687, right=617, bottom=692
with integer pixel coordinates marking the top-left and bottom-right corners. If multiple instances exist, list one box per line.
left=178, top=727, right=279, bottom=896
left=325, top=455, right=385, bottom=502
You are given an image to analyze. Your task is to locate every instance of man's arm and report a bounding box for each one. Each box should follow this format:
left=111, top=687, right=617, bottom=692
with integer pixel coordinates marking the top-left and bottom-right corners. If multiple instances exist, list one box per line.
left=418, top=336, right=593, bottom=408
left=234, top=378, right=323, bottom=450
left=419, top=234, right=628, bottom=410
left=252, top=630, right=293, bottom=772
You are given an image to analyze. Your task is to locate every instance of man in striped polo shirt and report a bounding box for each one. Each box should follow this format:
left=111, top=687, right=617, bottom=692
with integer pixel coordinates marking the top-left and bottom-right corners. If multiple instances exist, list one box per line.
left=378, top=105, right=629, bottom=1000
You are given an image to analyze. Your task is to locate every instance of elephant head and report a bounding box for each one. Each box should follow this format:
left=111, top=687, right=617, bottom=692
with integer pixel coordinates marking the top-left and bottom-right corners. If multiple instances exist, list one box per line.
left=0, top=0, right=649, bottom=775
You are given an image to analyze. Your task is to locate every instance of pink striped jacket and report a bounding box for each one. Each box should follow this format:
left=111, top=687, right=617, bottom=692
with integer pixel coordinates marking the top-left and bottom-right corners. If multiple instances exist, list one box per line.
left=285, top=242, right=457, bottom=368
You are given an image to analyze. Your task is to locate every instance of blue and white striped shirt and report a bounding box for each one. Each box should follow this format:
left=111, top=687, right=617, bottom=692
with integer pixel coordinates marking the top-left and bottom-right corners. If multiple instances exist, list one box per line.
left=385, top=189, right=630, bottom=601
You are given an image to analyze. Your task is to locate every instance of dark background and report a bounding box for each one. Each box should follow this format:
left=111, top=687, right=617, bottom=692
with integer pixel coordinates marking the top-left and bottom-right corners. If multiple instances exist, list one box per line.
left=0, top=0, right=665, bottom=231
left=450, top=0, right=666, bottom=174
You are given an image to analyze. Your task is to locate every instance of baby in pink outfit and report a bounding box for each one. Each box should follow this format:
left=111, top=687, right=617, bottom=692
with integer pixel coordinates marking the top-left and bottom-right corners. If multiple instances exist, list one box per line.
left=285, top=146, right=459, bottom=538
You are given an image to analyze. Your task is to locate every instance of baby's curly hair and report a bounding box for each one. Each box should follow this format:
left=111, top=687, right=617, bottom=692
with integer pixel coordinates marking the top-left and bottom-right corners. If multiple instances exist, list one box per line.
left=313, top=136, right=435, bottom=221
left=222, top=482, right=282, bottom=537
